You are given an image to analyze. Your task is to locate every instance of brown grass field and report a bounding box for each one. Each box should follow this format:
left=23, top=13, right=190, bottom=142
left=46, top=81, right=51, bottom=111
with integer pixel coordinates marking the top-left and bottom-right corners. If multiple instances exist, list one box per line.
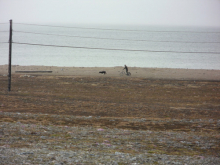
left=0, top=74, right=220, bottom=157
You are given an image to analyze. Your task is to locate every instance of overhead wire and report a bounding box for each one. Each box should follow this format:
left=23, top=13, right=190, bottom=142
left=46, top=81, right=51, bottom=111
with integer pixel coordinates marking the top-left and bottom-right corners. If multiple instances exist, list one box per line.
left=12, top=42, right=220, bottom=54
left=14, top=23, right=220, bottom=33
left=14, top=23, right=146, bottom=32
left=13, top=30, right=220, bottom=44
left=2, top=22, right=219, bottom=55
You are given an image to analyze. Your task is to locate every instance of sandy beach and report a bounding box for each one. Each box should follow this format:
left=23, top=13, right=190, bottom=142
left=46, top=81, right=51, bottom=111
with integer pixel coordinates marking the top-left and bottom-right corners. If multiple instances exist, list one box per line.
left=0, top=65, right=220, bottom=81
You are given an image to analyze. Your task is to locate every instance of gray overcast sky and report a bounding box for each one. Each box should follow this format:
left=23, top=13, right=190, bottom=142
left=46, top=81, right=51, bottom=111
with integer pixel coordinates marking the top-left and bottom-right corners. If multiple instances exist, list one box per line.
left=1, top=0, right=220, bottom=27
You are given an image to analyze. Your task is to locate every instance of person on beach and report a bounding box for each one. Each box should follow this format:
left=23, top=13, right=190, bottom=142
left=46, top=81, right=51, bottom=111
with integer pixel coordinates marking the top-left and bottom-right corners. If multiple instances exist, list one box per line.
left=123, top=65, right=128, bottom=75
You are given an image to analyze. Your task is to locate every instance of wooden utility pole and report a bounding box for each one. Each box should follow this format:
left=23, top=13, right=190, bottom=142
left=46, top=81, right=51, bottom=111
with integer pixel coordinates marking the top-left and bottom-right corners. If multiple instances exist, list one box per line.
left=8, top=19, right=12, bottom=91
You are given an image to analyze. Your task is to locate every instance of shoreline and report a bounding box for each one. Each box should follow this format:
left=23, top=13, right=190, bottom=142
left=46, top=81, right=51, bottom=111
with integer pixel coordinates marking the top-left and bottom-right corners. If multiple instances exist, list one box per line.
left=1, top=64, right=220, bottom=81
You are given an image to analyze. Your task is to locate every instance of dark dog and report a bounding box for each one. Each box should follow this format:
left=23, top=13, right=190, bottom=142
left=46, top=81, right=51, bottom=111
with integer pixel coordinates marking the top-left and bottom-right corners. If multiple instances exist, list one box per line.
left=99, top=71, right=106, bottom=74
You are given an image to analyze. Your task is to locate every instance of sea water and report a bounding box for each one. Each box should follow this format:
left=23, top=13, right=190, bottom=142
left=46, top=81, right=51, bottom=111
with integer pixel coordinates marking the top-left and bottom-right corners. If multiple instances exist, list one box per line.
left=0, top=23, right=220, bottom=69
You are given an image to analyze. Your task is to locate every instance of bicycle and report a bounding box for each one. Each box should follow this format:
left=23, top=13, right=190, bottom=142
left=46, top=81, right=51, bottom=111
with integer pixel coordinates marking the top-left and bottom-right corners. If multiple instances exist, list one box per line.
left=119, top=70, right=131, bottom=76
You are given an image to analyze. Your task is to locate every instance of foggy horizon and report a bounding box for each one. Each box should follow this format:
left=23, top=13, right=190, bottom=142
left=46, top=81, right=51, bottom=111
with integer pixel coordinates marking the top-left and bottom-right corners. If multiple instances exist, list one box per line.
left=1, top=0, right=220, bottom=28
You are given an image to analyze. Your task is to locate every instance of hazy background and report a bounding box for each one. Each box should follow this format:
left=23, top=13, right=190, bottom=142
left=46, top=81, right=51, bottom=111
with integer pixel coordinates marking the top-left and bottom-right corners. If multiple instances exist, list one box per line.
left=1, top=0, right=220, bottom=27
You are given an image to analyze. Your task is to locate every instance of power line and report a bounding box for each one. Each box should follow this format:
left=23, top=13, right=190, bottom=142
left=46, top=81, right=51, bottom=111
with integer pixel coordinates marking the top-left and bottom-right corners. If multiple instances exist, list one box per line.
left=14, top=23, right=220, bottom=33
left=12, top=42, right=220, bottom=54
left=14, top=23, right=141, bottom=32
left=14, top=30, right=220, bottom=44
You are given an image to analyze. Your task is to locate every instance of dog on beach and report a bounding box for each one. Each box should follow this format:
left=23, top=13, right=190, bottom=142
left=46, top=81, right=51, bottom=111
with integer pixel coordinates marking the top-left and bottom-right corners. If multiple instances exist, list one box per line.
left=99, top=71, right=106, bottom=74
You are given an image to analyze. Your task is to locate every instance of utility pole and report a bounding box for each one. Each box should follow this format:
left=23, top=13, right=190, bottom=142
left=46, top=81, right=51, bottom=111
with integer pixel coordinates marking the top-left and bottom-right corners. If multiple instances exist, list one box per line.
left=8, top=19, right=12, bottom=91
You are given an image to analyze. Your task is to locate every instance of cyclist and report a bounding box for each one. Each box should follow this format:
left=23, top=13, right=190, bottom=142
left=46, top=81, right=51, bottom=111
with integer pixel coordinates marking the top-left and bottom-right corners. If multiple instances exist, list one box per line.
left=123, top=65, right=128, bottom=75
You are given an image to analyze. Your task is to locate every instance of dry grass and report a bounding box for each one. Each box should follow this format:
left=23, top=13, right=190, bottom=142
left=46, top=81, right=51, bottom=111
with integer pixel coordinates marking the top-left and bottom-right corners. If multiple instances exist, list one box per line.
left=1, top=75, right=220, bottom=119
left=0, top=75, right=220, bottom=157
left=1, top=75, right=220, bottom=125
